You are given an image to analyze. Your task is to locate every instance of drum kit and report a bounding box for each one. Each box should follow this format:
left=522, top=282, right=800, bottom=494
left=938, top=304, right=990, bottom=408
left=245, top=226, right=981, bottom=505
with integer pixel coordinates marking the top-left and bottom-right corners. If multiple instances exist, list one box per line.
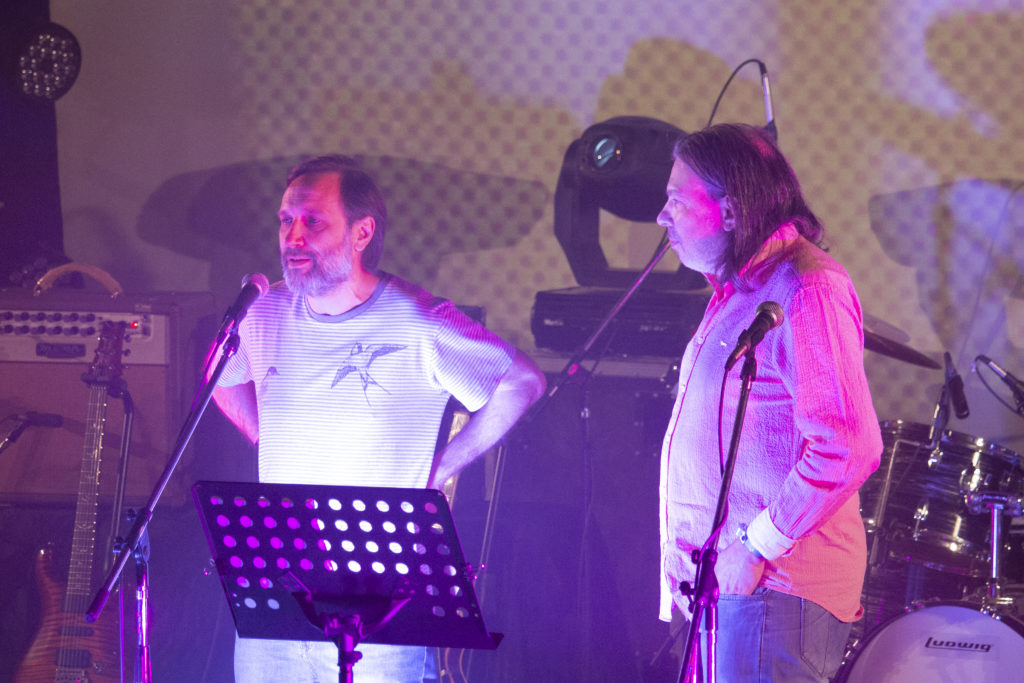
left=836, top=328, right=1024, bottom=681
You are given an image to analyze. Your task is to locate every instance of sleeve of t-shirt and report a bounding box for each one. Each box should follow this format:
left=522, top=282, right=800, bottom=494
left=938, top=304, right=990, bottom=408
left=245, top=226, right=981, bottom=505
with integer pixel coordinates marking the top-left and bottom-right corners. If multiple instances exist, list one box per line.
left=215, top=319, right=254, bottom=387
left=430, top=301, right=514, bottom=412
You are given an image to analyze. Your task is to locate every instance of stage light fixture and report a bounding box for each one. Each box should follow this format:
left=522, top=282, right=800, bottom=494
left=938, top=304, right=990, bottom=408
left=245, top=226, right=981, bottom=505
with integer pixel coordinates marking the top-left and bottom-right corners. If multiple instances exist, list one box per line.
left=554, top=116, right=704, bottom=289
left=12, top=21, right=81, bottom=101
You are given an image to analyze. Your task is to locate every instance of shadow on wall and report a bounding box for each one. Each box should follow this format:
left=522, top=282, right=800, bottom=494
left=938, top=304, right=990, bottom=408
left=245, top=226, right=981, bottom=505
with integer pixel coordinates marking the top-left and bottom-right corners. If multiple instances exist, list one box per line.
left=923, top=11, right=1024, bottom=152
left=136, top=156, right=550, bottom=313
left=594, top=37, right=767, bottom=130
left=851, top=9, right=1024, bottom=451
left=867, top=179, right=1024, bottom=446
left=868, top=180, right=1024, bottom=358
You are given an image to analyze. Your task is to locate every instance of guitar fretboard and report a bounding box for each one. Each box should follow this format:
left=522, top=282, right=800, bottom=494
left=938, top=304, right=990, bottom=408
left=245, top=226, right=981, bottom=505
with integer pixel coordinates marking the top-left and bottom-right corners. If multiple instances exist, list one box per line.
left=64, top=382, right=108, bottom=613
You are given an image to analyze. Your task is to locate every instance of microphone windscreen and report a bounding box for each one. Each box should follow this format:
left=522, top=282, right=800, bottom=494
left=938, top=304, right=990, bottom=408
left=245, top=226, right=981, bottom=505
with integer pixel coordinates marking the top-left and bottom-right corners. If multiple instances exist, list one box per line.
left=241, top=272, right=270, bottom=296
left=757, top=300, right=785, bottom=329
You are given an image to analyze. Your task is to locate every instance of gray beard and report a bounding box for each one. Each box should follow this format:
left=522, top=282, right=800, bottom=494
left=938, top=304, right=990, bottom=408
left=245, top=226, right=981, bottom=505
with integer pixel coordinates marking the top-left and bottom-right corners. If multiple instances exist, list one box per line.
left=281, top=247, right=352, bottom=296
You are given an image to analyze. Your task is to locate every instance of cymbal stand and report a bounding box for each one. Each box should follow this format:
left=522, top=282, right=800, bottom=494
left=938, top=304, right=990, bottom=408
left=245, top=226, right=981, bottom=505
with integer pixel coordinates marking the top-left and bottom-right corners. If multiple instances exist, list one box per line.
left=966, top=490, right=1024, bottom=613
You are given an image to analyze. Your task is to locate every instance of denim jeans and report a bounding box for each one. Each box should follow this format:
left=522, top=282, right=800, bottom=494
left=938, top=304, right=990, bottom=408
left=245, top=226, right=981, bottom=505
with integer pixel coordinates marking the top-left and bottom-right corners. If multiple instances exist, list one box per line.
left=234, top=635, right=437, bottom=683
left=688, top=587, right=851, bottom=682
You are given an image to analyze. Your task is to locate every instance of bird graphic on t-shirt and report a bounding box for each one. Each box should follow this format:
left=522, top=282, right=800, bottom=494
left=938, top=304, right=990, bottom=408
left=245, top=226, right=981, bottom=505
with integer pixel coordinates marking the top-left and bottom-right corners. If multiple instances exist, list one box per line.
left=331, top=342, right=406, bottom=401
left=257, top=366, right=279, bottom=402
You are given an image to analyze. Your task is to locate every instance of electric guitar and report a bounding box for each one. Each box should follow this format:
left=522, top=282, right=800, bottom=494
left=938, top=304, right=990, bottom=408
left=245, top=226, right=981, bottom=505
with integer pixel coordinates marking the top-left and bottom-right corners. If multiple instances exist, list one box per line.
left=437, top=408, right=506, bottom=683
left=14, top=321, right=127, bottom=683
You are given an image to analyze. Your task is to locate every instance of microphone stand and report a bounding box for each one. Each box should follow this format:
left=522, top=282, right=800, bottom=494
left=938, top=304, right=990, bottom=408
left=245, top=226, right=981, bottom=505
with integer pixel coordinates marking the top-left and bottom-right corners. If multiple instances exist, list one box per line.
left=86, top=330, right=242, bottom=638
left=926, top=358, right=953, bottom=451
left=678, top=351, right=759, bottom=683
left=540, top=237, right=673, bottom=406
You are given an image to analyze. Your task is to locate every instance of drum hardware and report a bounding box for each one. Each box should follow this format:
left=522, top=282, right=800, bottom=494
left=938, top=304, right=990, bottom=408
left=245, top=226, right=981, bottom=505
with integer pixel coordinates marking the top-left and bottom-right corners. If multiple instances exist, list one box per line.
left=862, top=421, right=1022, bottom=576
left=855, top=419, right=1023, bottom=651
left=843, top=346, right=1024, bottom=679
left=968, top=584, right=1024, bottom=620
left=965, top=490, right=1024, bottom=616
left=966, top=490, right=1024, bottom=517
left=863, top=427, right=933, bottom=569
left=841, top=490, right=1024, bottom=681
left=911, top=502, right=928, bottom=541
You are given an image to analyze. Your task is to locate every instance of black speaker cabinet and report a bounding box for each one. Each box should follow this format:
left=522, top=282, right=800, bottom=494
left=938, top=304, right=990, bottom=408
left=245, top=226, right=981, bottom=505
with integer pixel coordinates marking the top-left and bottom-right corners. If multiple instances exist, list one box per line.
left=463, top=352, right=681, bottom=683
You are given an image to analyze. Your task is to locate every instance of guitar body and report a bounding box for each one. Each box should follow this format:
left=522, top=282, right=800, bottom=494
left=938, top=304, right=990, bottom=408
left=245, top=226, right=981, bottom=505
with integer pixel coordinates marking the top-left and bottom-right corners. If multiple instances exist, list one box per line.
left=438, top=645, right=471, bottom=683
left=13, top=546, right=121, bottom=683
left=436, top=414, right=505, bottom=683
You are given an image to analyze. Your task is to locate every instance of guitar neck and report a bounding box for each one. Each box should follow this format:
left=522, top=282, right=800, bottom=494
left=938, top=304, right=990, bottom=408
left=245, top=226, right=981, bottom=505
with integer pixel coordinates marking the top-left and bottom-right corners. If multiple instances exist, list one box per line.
left=64, top=382, right=110, bottom=614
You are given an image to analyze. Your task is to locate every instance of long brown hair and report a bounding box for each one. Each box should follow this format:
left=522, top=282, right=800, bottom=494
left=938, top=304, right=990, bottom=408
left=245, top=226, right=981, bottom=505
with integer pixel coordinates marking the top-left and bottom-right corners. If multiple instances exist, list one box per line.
left=673, top=123, right=823, bottom=287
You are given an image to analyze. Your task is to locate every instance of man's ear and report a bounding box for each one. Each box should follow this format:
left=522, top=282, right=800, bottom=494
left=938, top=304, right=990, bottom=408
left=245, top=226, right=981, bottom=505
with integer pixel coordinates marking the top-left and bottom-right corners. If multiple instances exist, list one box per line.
left=352, top=217, right=375, bottom=252
left=719, top=196, right=737, bottom=232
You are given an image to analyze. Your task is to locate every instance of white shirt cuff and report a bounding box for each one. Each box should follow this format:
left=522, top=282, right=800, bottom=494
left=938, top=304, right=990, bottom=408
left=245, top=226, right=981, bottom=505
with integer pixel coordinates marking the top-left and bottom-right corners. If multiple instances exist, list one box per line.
left=746, top=510, right=797, bottom=561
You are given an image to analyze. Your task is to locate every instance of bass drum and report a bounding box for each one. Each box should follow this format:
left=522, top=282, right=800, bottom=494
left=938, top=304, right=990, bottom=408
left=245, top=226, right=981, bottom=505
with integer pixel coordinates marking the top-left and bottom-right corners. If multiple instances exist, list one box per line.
left=836, top=603, right=1024, bottom=683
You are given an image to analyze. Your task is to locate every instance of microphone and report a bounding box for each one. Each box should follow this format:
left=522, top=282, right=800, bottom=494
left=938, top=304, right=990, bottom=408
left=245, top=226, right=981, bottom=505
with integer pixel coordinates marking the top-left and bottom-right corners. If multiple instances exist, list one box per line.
left=944, top=352, right=969, bottom=419
left=976, top=354, right=1024, bottom=414
left=0, top=412, right=62, bottom=453
left=759, top=61, right=777, bottom=142
left=726, top=301, right=785, bottom=371
left=214, top=273, right=269, bottom=346
left=19, top=411, right=63, bottom=428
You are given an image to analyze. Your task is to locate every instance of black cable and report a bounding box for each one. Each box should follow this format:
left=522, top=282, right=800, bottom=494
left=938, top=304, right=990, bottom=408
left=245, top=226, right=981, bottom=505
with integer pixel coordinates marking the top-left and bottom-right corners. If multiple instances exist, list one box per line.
left=706, top=58, right=765, bottom=129
left=975, top=361, right=1023, bottom=417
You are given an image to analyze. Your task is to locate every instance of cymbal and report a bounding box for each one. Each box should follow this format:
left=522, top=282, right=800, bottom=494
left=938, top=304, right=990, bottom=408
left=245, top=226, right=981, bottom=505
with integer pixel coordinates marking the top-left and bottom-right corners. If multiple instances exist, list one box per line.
left=864, top=327, right=940, bottom=369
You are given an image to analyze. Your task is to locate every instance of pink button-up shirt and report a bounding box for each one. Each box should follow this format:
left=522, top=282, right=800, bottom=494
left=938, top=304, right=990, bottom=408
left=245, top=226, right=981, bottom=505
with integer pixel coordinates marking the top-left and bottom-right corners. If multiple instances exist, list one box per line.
left=659, top=224, right=882, bottom=622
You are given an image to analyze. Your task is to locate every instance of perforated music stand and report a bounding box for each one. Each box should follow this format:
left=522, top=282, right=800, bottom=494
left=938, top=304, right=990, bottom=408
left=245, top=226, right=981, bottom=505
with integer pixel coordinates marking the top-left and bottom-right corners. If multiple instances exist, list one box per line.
left=192, top=481, right=502, bottom=682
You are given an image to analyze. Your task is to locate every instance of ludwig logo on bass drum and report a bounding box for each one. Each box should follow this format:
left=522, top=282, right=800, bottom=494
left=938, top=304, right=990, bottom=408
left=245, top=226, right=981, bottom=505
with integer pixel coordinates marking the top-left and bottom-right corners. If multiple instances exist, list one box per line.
left=924, top=636, right=992, bottom=653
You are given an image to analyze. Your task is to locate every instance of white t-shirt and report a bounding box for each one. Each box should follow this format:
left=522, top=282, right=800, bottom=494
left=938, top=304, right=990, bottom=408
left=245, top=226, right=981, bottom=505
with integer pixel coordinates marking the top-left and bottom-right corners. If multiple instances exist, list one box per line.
left=219, top=273, right=514, bottom=488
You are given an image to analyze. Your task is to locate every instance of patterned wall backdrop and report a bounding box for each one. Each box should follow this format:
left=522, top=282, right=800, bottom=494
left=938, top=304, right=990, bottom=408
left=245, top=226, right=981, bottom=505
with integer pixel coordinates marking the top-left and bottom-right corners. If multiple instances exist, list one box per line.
left=37, top=0, right=1024, bottom=680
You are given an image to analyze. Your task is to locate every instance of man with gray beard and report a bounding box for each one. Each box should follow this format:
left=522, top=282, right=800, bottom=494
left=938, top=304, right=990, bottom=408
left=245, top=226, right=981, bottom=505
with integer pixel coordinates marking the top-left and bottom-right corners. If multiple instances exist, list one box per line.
left=211, top=155, right=545, bottom=682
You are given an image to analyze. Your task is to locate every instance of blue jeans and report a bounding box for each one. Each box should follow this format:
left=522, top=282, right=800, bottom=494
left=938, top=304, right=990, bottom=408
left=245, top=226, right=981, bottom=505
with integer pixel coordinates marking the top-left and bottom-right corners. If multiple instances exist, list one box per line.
left=234, top=635, right=437, bottom=683
left=688, top=587, right=851, bottom=682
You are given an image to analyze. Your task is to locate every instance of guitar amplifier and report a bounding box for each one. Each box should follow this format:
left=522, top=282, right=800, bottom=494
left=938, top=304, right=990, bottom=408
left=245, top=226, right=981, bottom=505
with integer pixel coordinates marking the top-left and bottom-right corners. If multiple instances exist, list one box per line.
left=0, top=288, right=213, bottom=504
left=531, top=286, right=710, bottom=358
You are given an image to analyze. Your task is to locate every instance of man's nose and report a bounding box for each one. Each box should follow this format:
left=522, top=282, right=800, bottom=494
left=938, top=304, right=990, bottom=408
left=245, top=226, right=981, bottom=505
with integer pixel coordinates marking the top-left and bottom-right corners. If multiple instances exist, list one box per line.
left=284, top=221, right=305, bottom=246
left=656, top=203, right=672, bottom=229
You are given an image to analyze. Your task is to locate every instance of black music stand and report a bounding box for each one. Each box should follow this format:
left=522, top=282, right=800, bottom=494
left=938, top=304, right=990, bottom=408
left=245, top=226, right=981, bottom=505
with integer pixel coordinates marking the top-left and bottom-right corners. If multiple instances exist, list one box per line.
left=192, top=481, right=502, bottom=683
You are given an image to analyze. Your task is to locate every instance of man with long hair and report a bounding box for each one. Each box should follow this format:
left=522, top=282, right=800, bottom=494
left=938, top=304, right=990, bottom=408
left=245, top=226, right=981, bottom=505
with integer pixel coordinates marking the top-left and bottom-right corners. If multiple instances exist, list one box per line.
left=656, top=124, right=881, bottom=681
